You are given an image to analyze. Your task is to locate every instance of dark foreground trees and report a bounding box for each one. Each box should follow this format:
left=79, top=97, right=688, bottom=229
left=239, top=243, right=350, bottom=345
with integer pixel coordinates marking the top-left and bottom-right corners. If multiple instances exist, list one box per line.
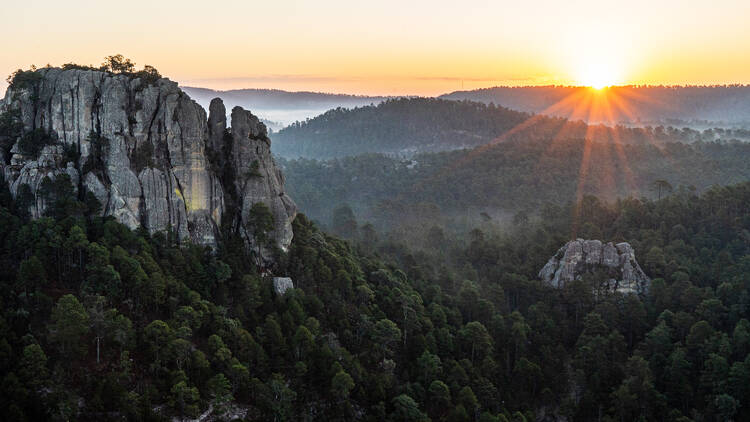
left=0, top=171, right=748, bottom=420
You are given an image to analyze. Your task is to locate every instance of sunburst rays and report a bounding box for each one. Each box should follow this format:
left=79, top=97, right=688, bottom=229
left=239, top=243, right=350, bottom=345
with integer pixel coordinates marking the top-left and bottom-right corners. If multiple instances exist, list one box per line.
left=400, top=86, right=662, bottom=238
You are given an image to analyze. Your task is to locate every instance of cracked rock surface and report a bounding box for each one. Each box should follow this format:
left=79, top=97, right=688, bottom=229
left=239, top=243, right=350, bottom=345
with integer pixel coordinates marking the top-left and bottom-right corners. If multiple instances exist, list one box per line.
left=538, top=238, right=651, bottom=295
left=1, top=68, right=296, bottom=254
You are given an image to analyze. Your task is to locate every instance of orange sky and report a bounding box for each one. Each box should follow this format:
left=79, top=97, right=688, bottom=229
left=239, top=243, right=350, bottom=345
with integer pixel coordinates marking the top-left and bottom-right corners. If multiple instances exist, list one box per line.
left=2, top=0, right=750, bottom=96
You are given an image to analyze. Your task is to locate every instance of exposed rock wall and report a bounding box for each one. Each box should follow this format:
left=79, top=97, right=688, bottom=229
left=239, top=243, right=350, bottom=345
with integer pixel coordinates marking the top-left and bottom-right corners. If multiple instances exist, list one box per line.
left=272, top=277, right=294, bottom=296
left=229, top=106, right=296, bottom=251
left=538, top=239, right=650, bottom=295
left=1, top=67, right=296, bottom=255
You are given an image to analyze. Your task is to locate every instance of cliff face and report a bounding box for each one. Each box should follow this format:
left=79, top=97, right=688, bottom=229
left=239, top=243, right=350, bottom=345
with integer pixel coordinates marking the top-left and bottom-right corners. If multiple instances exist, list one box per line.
left=0, top=67, right=296, bottom=254
left=539, top=239, right=650, bottom=295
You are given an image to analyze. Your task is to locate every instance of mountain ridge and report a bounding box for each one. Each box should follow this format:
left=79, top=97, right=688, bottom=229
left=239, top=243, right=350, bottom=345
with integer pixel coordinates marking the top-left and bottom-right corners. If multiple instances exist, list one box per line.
left=440, top=85, right=750, bottom=125
left=270, top=96, right=750, bottom=160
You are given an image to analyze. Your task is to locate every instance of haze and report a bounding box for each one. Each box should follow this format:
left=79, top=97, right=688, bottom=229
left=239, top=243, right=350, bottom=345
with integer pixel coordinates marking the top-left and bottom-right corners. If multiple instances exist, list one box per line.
left=2, top=0, right=750, bottom=96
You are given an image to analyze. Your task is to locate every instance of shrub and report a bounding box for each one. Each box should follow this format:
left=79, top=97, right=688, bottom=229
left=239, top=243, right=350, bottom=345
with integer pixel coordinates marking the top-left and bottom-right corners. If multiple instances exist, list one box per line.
left=62, top=142, right=81, bottom=168
left=6, top=69, right=42, bottom=90
left=61, top=63, right=100, bottom=72
left=0, top=108, right=24, bottom=162
left=81, top=131, right=107, bottom=176
left=131, top=141, right=156, bottom=173
left=246, top=160, right=262, bottom=178
left=64, top=56, right=162, bottom=86
left=133, top=65, right=161, bottom=85
left=101, top=54, right=135, bottom=74
left=17, top=129, right=55, bottom=158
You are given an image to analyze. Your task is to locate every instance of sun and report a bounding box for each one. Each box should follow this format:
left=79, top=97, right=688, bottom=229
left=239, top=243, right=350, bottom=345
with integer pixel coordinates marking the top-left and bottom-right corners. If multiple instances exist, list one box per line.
left=575, top=59, right=622, bottom=89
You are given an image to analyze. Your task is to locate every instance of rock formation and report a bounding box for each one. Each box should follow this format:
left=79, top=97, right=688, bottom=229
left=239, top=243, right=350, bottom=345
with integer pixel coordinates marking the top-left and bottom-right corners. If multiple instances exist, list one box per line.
left=272, top=277, right=294, bottom=295
left=538, top=239, right=650, bottom=295
left=0, top=67, right=296, bottom=257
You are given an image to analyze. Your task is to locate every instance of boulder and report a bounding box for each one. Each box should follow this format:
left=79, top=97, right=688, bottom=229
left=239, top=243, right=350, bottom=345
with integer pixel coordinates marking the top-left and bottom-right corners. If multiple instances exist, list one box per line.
left=272, top=277, right=294, bottom=295
left=538, top=238, right=650, bottom=295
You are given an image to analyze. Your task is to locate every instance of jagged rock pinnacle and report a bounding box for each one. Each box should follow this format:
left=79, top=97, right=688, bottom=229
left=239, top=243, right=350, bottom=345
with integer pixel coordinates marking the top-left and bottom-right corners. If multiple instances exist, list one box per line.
left=1, top=67, right=296, bottom=257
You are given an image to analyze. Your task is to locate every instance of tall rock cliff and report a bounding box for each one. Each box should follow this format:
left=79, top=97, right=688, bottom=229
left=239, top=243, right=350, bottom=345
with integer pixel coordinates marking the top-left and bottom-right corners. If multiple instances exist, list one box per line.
left=538, top=239, right=650, bottom=295
left=0, top=67, right=296, bottom=255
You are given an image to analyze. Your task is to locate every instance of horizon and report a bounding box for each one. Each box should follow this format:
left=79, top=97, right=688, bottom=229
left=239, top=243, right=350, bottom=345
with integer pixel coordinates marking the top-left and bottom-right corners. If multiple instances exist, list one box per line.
left=182, top=83, right=750, bottom=98
left=5, top=70, right=750, bottom=100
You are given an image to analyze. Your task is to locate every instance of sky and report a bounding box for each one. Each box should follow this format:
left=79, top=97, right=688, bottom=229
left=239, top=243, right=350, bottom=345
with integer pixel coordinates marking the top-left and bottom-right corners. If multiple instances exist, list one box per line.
left=2, top=0, right=750, bottom=96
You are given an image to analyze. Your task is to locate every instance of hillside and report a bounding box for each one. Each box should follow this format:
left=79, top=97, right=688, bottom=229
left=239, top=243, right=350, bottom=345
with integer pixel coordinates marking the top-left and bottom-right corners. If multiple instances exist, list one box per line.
left=440, top=85, right=750, bottom=126
left=1, top=165, right=748, bottom=420
left=271, top=97, right=750, bottom=159
left=271, top=98, right=539, bottom=158
left=279, top=138, right=750, bottom=230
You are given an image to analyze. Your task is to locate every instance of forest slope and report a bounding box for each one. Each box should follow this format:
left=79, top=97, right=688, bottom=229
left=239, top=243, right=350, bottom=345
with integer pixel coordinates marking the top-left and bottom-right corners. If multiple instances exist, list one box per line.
left=1, top=170, right=748, bottom=421
left=271, top=97, right=750, bottom=159
left=280, top=138, right=750, bottom=231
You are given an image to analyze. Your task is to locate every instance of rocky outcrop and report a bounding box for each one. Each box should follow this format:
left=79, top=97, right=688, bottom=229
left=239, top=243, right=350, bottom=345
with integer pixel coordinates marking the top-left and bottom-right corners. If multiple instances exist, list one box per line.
left=538, top=239, right=650, bottom=294
left=272, top=277, right=294, bottom=295
left=228, top=106, right=296, bottom=251
left=1, top=67, right=296, bottom=256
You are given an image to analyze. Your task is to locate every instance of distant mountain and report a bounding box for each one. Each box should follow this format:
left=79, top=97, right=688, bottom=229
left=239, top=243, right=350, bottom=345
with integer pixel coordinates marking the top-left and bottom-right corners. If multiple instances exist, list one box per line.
left=440, top=85, right=750, bottom=126
left=181, top=86, right=388, bottom=130
left=270, top=97, right=750, bottom=159
left=271, top=97, right=541, bottom=158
